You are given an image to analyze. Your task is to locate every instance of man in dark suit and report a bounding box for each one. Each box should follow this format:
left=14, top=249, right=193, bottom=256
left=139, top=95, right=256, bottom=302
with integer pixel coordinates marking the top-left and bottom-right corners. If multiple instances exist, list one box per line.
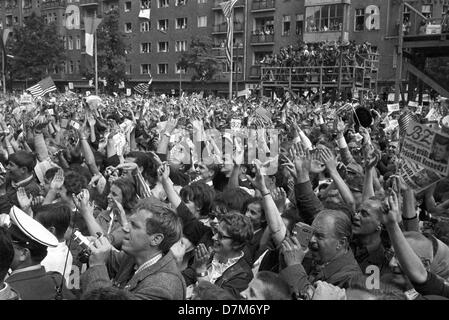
left=81, top=198, right=186, bottom=300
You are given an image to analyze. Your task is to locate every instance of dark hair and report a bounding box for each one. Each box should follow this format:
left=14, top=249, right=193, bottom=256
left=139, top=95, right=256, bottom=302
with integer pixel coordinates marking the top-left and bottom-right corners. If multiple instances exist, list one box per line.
left=220, top=213, right=254, bottom=250
left=8, top=151, right=36, bottom=173
left=134, top=198, right=183, bottom=253
left=255, top=271, right=291, bottom=300
left=180, top=182, right=215, bottom=217
left=44, top=167, right=60, bottom=182
left=81, top=287, right=132, bottom=300
left=0, top=227, right=14, bottom=282
left=63, top=170, right=88, bottom=197
left=217, top=188, right=253, bottom=213
left=34, top=203, right=71, bottom=240
left=111, top=178, right=138, bottom=212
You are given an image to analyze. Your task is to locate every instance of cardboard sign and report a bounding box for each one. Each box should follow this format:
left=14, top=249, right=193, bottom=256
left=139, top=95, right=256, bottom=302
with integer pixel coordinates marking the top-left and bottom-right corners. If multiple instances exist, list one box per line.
left=408, top=101, right=418, bottom=108
left=19, top=94, right=33, bottom=105
left=126, top=88, right=132, bottom=96
left=387, top=103, right=400, bottom=114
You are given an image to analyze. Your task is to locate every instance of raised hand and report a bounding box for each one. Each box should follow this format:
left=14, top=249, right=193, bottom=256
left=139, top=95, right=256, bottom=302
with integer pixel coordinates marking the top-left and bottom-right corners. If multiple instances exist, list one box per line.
left=165, top=117, right=178, bottom=135
left=87, top=114, right=96, bottom=127
left=157, top=162, right=171, bottom=181
left=333, top=116, right=346, bottom=135
left=272, top=187, right=287, bottom=213
left=50, top=169, right=65, bottom=191
left=73, top=189, right=94, bottom=214
left=281, top=236, right=307, bottom=266
left=192, top=243, right=212, bottom=274
left=381, top=188, right=400, bottom=226
left=246, top=162, right=268, bottom=193
left=319, top=147, right=338, bottom=174
left=17, top=187, right=32, bottom=211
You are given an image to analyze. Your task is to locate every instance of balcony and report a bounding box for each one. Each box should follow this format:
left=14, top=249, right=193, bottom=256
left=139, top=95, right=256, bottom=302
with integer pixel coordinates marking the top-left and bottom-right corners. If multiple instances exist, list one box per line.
left=212, top=46, right=244, bottom=57
left=41, top=0, right=66, bottom=10
left=213, top=0, right=244, bottom=10
left=251, top=0, right=275, bottom=12
left=212, top=22, right=244, bottom=33
left=79, top=0, right=99, bottom=7
left=250, top=32, right=274, bottom=45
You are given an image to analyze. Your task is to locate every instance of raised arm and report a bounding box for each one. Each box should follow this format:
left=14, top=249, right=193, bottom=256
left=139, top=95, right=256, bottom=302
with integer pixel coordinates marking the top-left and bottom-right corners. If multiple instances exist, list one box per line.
left=382, top=189, right=428, bottom=284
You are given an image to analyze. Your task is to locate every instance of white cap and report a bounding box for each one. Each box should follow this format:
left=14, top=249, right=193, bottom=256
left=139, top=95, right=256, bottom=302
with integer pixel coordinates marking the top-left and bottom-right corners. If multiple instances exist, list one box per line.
left=9, top=206, right=58, bottom=247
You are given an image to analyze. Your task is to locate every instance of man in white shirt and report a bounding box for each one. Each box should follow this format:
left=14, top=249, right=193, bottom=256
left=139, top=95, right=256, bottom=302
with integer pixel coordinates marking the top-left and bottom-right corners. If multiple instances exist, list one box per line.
left=35, top=203, right=73, bottom=285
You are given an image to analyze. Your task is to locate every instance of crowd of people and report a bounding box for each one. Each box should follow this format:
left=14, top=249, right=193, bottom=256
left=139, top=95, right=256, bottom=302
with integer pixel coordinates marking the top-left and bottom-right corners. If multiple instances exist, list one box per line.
left=0, top=87, right=448, bottom=301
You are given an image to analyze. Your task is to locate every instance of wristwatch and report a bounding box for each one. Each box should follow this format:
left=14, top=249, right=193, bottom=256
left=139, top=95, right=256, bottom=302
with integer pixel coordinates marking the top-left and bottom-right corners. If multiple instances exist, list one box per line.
left=196, top=270, right=209, bottom=278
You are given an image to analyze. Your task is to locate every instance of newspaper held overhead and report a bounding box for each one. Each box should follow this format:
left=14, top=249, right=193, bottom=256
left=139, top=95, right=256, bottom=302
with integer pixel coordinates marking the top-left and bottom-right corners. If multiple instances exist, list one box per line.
left=399, top=159, right=443, bottom=194
left=401, top=120, right=449, bottom=177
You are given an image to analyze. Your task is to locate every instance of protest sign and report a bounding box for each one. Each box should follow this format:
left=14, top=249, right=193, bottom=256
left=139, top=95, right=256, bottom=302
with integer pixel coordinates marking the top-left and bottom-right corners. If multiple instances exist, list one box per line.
left=20, top=93, right=33, bottom=105
left=399, top=159, right=443, bottom=193
left=230, top=119, right=241, bottom=130
left=408, top=101, right=419, bottom=108
left=387, top=103, right=400, bottom=114
left=401, top=120, right=449, bottom=176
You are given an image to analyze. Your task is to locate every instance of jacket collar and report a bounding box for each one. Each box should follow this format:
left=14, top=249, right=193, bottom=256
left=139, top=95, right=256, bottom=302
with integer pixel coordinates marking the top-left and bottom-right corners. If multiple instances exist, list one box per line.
left=314, top=250, right=358, bottom=280
left=6, top=265, right=46, bottom=283
left=124, top=251, right=177, bottom=291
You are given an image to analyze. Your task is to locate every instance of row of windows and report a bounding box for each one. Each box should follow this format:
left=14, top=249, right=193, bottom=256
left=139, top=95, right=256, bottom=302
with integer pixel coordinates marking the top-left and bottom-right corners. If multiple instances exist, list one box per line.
left=125, top=17, right=207, bottom=33
left=139, top=63, right=186, bottom=75
left=63, top=36, right=81, bottom=50
left=124, top=0, right=207, bottom=11
left=138, top=40, right=187, bottom=53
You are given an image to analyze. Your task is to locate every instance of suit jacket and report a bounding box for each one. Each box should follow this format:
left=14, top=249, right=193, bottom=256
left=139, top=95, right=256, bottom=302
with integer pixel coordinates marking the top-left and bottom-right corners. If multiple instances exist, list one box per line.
left=6, top=266, right=75, bottom=300
left=82, top=250, right=186, bottom=300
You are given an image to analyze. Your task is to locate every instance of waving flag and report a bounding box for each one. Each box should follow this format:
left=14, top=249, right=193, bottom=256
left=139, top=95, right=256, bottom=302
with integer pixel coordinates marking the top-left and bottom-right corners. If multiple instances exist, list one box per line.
left=219, top=0, right=238, bottom=68
left=27, top=77, right=57, bottom=97
left=84, top=16, right=102, bottom=56
left=134, top=83, right=149, bottom=95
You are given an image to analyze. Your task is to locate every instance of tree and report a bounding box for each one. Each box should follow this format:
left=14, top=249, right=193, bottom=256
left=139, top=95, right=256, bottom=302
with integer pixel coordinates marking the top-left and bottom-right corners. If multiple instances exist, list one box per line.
left=7, top=13, right=65, bottom=84
left=85, top=9, right=128, bottom=94
left=178, top=37, right=220, bottom=82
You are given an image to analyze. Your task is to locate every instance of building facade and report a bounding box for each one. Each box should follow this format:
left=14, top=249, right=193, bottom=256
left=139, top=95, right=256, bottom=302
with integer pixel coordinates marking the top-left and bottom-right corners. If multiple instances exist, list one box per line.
left=1, top=0, right=449, bottom=94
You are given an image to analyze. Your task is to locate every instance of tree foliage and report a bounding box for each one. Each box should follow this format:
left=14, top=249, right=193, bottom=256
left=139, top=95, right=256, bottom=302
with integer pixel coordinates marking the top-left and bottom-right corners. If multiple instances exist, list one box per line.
left=178, top=37, right=220, bottom=82
left=6, top=13, right=65, bottom=83
left=83, top=9, right=128, bottom=94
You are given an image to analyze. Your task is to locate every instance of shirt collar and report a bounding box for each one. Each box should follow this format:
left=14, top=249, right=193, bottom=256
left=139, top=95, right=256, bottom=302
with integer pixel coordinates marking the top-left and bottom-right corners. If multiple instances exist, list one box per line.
left=11, top=175, right=34, bottom=189
left=134, top=253, right=163, bottom=275
left=212, top=251, right=244, bottom=267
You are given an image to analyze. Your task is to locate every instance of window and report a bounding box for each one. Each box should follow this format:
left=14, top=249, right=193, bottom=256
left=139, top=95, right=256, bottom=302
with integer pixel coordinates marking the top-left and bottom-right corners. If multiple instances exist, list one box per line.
left=126, top=65, right=132, bottom=75
left=421, top=5, right=432, bottom=19
left=69, top=61, right=74, bottom=74
left=62, top=61, right=67, bottom=74
left=282, top=15, right=291, bottom=36
left=158, top=0, right=169, bottom=8
left=124, top=1, right=131, bottom=12
left=75, top=60, right=80, bottom=73
left=141, top=0, right=150, bottom=9
left=198, top=0, right=207, bottom=3
left=125, top=22, right=132, bottom=33
left=198, top=16, right=207, bottom=27
left=176, top=0, right=186, bottom=6
left=76, top=36, right=81, bottom=50
left=158, top=19, right=168, bottom=31
left=140, top=21, right=150, bottom=32
left=68, top=36, right=73, bottom=50
left=176, top=18, right=187, bottom=29
left=296, top=14, right=303, bottom=35
left=63, top=36, right=67, bottom=50
left=141, top=42, right=151, bottom=53
left=141, top=64, right=151, bottom=74
left=158, top=41, right=169, bottom=52
left=305, top=4, right=344, bottom=32
left=175, top=63, right=186, bottom=74
left=175, top=40, right=187, bottom=52
left=355, top=9, right=364, bottom=31
left=158, top=63, right=168, bottom=74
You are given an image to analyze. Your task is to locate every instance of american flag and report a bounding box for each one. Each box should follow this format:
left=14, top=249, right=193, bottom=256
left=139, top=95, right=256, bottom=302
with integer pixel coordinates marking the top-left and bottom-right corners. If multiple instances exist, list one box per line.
left=27, top=76, right=57, bottom=98
left=219, top=0, right=238, bottom=68
left=133, top=83, right=149, bottom=95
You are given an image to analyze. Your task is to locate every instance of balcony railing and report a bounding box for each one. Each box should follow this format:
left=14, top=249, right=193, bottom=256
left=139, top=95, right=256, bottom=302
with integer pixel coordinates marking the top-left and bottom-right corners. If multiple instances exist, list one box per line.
left=212, top=47, right=244, bottom=57
left=251, top=0, right=275, bottom=11
left=250, top=32, right=274, bottom=44
left=79, top=0, right=99, bottom=6
left=41, top=0, right=66, bottom=10
left=213, top=0, right=244, bottom=9
left=212, top=22, right=244, bottom=33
